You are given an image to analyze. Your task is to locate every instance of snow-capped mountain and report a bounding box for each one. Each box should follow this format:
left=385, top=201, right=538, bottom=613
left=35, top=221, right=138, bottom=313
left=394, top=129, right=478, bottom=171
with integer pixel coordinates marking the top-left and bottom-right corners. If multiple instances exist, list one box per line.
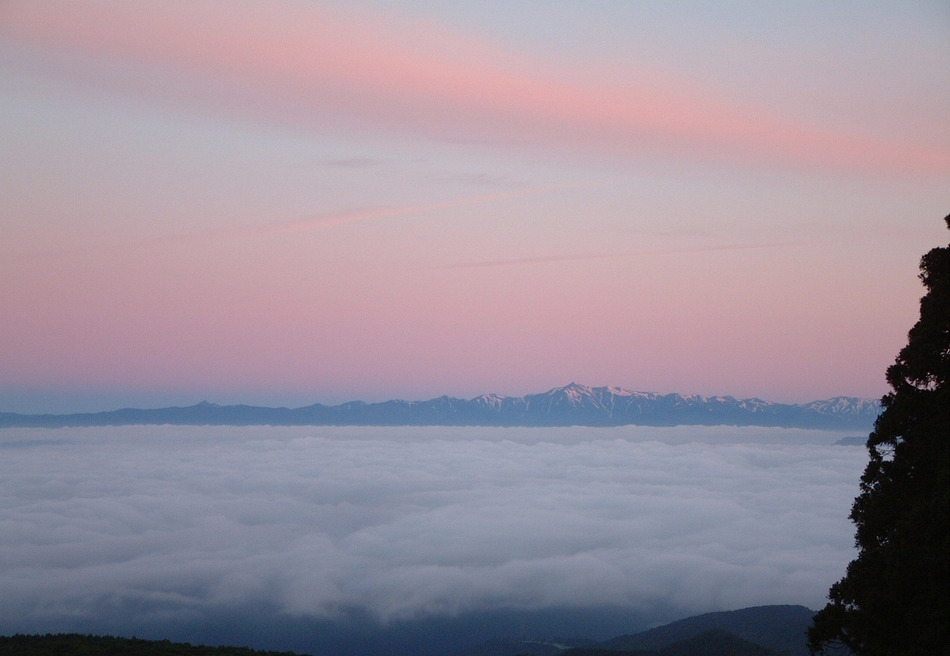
left=802, top=396, right=882, bottom=418
left=464, top=383, right=879, bottom=428
left=1, top=383, right=882, bottom=429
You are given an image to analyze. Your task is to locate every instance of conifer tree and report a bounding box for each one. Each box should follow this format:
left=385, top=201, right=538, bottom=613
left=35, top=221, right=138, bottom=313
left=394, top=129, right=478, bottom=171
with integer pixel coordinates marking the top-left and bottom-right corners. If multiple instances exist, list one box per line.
left=808, top=216, right=949, bottom=655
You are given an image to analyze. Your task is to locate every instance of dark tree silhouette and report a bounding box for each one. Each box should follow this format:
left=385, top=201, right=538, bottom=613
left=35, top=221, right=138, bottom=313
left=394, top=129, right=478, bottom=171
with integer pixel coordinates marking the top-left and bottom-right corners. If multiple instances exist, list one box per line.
left=808, top=216, right=949, bottom=655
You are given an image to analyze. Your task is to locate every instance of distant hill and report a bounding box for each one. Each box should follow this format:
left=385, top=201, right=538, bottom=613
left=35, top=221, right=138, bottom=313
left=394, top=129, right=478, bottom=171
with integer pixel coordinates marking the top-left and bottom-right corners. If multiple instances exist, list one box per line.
left=595, top=605, right=815, bottom=656
left=564, top=628, right=778, bottom=656
left=0, top=383, right=879, bottom=430
left=448, top=605, right=815, bottom=656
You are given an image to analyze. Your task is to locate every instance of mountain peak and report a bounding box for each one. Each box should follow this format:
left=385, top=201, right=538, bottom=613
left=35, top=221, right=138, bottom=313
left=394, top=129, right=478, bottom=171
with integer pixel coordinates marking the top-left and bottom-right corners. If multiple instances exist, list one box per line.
left=552, top=381, right=592, bottom=394
left=560, top=381, right=593, bottom=395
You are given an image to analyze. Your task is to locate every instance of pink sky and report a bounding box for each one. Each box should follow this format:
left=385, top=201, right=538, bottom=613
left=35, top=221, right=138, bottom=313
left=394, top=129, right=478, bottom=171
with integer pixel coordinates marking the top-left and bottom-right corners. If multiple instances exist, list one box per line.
left=1, top=0, right=948, bottom=411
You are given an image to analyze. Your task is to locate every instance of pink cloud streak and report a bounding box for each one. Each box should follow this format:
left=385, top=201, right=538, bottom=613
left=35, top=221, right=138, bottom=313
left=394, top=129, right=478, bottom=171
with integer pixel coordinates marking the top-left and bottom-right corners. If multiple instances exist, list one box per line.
left=2, top=0, right=946, bottom=176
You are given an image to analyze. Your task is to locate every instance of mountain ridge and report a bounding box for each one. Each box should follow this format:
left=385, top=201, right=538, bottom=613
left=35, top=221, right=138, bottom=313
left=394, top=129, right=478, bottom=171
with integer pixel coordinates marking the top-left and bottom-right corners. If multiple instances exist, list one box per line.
left=0, top=383, right=879, bottom=429
left=593, top=604, right=816, bottom=656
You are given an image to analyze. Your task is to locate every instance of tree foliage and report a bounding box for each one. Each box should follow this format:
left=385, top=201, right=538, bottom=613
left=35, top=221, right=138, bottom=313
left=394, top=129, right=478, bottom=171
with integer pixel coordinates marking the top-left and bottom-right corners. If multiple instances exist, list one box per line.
left=808, top=217, right=950, bottom=655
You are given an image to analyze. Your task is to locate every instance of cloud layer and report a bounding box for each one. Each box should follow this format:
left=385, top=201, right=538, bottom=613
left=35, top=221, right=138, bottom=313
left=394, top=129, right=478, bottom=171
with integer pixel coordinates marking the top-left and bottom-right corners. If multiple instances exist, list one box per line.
left=1, top=0, right=945, bottom=175
left=0, top=425, right=866, bottom=650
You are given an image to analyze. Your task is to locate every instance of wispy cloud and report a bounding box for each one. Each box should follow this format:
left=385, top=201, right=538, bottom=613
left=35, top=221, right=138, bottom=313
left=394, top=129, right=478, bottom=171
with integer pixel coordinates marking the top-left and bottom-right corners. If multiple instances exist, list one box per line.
left=1, top=0, right=945, bottom=175
left=669, top=240, right=815, bottom=255
left=438, top=253, right=626, bottom=270
left=234, top=182, right=598, bottom=237
left=437, top=240, right=812, bottom=270
left=324, top=157, right=386, bottom=169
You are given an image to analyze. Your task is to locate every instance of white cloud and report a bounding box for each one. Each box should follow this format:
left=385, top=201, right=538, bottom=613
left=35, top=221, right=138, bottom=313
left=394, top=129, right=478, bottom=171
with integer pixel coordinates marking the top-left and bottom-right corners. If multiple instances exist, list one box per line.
left=0, top=425, right=866, bottom=643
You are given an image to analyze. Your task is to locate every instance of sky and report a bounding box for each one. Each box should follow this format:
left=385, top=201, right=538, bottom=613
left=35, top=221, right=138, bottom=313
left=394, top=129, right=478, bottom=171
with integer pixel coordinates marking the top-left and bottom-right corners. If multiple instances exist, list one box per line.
left=0, top=424, right=867, bottom=654
left=1, top=0, right=948, bottom=413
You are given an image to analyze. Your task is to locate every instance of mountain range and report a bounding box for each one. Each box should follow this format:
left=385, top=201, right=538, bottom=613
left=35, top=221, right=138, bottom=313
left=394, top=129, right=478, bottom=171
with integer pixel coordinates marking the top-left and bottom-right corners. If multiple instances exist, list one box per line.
left=0, top=383, right=879, bottom=430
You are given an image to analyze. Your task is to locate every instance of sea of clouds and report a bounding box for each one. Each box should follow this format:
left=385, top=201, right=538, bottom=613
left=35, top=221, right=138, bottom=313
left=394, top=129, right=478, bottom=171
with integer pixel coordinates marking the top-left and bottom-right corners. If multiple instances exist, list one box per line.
left=0, top=425, right=867, bottom=653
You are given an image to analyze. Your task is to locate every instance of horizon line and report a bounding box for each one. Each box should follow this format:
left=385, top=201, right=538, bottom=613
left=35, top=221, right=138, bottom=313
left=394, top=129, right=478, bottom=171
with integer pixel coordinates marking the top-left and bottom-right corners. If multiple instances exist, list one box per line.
left=1, top=383, right=882, bottom=417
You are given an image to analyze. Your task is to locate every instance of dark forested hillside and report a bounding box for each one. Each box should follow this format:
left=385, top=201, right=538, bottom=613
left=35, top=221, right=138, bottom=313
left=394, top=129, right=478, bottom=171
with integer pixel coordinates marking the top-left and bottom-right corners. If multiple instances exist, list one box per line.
left=2, top=605, right=813, bottom=656
left=0, top=634, right=311, bottom=656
